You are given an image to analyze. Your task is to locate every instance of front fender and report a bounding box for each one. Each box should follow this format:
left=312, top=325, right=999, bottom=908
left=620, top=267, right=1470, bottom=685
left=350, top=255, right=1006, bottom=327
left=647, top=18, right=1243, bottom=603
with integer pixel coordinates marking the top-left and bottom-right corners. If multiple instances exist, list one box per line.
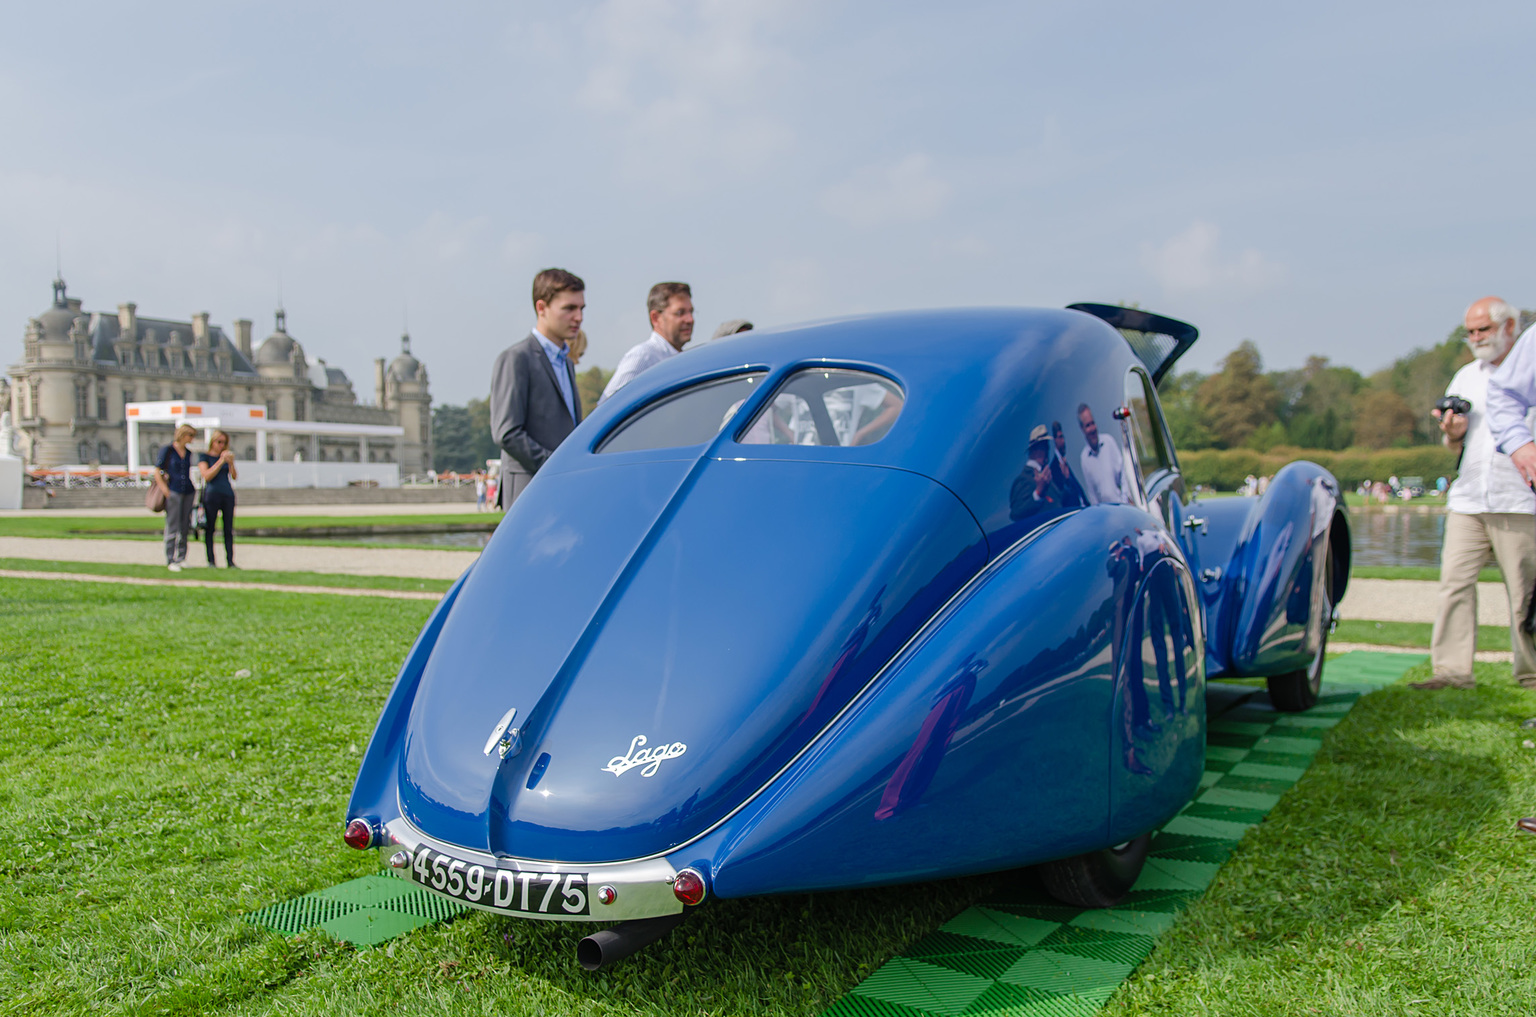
left=1205, top=463, right=1346, bottom=679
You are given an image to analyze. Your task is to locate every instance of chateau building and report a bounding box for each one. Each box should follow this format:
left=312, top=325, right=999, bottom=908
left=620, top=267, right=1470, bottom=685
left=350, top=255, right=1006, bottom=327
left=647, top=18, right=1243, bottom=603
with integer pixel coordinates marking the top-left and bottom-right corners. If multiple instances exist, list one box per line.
left=5, top=278, right=432, bottom=471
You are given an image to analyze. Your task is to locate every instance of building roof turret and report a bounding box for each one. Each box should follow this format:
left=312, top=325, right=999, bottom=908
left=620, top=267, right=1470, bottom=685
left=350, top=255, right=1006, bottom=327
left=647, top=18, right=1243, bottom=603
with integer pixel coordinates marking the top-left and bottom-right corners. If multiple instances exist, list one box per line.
left=387, top=332, right=422, bottom=382
left=36, top=277, right=80, bottom=340
left=255, top=308, right=303, bottom=365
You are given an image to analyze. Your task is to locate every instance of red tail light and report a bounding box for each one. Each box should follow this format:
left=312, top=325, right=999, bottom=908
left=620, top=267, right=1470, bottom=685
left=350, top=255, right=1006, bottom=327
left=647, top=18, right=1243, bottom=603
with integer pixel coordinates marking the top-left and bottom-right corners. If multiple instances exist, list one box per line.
left=343, top=818, right=375, bottom=850
left=672, top=868, right=707, bottom=906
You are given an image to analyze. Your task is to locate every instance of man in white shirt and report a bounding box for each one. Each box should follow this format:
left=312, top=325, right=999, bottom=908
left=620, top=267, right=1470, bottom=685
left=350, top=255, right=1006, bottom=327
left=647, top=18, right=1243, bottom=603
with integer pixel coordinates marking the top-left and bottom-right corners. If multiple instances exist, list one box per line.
left=599, top=282, right=695, bottom=404
left=1077, top=403, right=1135, bottom=506
left=1413, top=296, right=1536, bottom=689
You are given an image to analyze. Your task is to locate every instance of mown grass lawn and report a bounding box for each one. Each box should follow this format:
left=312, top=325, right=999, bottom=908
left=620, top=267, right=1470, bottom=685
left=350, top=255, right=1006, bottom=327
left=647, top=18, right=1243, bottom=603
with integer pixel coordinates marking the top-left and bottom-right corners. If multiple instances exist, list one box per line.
left=0, top=580, right=1005, bottom=1016
left=4, top=579, right=1536, bottom=1016
left=1332, top=618, right=1509, bottom=652
left=1350, top=565, right=1502, bottom=584
left=0, top=514, right=497, bottom=554
left=1106, top=663, right=1536, bottom=1016
left=0, top=557, right=453, bottom=594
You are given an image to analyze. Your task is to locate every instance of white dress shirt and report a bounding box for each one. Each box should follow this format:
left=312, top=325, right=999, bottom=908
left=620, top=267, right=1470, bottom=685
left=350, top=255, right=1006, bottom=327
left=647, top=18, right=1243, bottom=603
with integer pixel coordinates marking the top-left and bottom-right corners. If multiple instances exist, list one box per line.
left=1447, top=353, right=1536, bottom=515
left=600, top=332, right=680, bottom=403
left=1079, top=432, right=1131, bottom=506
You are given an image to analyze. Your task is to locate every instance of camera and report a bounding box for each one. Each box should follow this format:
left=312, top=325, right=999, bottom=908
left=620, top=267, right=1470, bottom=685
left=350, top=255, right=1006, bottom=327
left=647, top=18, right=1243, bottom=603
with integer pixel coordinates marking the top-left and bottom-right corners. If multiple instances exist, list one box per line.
left=1435, top=395, right=1471, bottom=417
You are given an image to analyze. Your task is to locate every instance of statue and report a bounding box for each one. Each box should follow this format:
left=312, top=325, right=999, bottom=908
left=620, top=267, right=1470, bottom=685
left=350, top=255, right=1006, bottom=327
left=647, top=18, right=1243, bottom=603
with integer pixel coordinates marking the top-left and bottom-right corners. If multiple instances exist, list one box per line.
left=0, top=409, right=20, bottom=509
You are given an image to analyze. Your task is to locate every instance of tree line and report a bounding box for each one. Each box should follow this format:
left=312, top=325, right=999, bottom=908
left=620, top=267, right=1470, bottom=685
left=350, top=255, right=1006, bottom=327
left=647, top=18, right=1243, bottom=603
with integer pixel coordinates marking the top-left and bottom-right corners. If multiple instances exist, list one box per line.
left=431, top=314, right=1534, bottom=473
left=432, top=366, right=611, bottom=473
left=1160, top=312, right=1534, bottom=453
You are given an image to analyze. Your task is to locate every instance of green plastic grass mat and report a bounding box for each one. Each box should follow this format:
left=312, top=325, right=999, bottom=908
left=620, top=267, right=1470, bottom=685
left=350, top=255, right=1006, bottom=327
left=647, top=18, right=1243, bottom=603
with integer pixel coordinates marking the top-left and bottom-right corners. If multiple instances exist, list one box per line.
left=244, top=874, right=469, bottom=948
left=819, top=651, right=1425, bottom=1017
left=237, top=654, right=1423, bottom=973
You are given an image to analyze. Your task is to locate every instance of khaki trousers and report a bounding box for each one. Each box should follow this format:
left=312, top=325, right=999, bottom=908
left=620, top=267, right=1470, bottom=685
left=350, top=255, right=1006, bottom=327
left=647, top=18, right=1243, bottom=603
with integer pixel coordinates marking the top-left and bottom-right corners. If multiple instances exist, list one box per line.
left=1430, top=512, right=1536, bottom=682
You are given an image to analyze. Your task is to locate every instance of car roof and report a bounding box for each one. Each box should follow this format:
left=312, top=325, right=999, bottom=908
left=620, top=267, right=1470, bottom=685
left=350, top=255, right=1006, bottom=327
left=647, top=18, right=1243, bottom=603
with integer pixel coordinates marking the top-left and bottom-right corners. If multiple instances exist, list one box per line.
left=575, top=306, right=1144, bottom=547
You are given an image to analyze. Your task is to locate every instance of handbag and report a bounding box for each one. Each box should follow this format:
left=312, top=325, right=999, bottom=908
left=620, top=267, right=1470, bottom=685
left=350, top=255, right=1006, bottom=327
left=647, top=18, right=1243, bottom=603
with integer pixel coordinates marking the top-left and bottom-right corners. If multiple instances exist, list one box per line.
left=146, top=484, right=166, bottom=513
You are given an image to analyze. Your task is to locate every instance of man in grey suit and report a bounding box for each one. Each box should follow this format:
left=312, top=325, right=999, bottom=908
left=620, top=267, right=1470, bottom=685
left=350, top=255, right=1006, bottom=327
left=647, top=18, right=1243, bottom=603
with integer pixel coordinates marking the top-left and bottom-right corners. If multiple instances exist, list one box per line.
left=489, top=268, right=586, bottom=507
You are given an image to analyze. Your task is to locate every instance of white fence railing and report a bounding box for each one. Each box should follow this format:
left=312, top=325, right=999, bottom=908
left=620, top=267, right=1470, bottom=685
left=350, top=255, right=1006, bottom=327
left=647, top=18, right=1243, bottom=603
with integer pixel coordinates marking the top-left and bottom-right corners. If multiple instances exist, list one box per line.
left=29, top=462, right=402, bottom=490
left=26, top=467, right=155, bottom=489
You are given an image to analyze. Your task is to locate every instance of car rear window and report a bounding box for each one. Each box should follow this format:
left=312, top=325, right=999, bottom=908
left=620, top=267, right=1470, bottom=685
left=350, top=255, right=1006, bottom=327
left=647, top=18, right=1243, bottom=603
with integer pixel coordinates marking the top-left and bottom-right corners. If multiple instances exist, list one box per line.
left=737, top=369, right=904, bottom=447
left=596, top=373, right=769, bottom=454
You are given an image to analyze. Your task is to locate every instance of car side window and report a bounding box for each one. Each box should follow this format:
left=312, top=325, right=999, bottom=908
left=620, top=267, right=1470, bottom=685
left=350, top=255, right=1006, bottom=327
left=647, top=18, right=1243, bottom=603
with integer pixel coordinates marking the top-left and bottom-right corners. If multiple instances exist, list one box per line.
left=597, top=372, right=769, bottom=454
left=1124, top=368, right=1174, bottom=477
left=737, top=369, right=904, bottom=447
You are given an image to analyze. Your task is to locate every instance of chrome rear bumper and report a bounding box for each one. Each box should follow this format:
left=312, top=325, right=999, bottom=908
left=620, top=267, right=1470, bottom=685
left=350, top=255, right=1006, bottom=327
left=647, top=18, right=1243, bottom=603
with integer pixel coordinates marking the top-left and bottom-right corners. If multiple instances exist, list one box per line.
left=380, top=817, right=683, bottom=922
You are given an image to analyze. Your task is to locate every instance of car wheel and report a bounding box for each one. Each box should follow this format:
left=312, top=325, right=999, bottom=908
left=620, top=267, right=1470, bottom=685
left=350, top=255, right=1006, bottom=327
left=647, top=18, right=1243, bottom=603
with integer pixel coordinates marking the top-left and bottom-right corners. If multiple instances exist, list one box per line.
left=1266, top=535, right=1335, bottom=713
left=1038, top=833, right=1151, bottom=908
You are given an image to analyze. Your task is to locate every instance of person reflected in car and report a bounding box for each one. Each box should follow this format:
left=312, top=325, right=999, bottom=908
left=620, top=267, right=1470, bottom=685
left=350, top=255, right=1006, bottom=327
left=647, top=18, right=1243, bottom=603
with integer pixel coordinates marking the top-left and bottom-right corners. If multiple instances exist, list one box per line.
left=1048, top=420, right=1088, bottom=508
left=1077, top=403, right=1132, bottom=505
left=1134, top=527, right=1190, bottom=714
left=1010, top=425, right=1063, bottom=522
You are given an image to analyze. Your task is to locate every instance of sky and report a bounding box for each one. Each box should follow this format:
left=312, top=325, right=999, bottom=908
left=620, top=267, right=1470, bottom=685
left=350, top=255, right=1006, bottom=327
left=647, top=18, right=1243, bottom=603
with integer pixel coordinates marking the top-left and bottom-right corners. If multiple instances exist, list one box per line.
left=2, top=1, right=1533, bottom=406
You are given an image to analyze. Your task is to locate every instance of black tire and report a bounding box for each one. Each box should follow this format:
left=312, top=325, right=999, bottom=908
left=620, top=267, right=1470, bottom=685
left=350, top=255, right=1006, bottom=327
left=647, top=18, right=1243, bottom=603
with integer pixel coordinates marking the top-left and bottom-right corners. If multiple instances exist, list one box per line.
left=1038, top=833, right=1151, bottom=908
left=1266, top=628, right=1326, bottom=712
left=1266, top=533, right=1335, bottom=713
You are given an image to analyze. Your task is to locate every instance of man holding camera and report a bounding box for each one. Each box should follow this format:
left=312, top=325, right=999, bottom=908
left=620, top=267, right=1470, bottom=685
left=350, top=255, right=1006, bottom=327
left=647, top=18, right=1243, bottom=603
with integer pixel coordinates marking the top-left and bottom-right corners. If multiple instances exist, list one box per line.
left=1414, top=297, right=1536, bottom=689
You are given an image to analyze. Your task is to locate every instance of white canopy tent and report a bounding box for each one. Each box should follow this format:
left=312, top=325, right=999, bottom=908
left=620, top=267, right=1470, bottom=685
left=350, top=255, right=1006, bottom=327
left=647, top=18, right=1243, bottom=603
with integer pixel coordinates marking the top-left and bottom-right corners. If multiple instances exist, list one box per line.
left=124, top=401, right=406, bottom=488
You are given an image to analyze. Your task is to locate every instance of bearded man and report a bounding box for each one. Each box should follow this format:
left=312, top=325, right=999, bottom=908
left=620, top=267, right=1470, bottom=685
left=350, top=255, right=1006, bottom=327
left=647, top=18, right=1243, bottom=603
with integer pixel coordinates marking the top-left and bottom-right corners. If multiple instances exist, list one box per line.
left=1413, top=297, right=1536, bottom=689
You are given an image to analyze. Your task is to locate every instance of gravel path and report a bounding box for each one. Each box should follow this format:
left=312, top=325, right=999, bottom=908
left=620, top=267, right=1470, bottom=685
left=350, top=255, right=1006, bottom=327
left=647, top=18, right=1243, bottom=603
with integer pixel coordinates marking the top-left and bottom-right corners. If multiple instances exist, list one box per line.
left=8, top=503, right=491, bottom=518
left=1328, top=640, right=1511, bottom=662
left=0, top=536, right=477, bottom=580
left=8, top=561, right=1513, bottom=661
left=1339, top=577, right=1509, bottom=626
left=0, top=536, right=1514, bottom=628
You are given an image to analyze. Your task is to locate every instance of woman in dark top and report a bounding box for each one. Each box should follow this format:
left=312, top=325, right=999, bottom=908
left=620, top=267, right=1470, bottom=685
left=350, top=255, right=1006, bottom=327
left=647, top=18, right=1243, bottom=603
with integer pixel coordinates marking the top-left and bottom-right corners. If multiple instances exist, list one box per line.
left=198, top=429, right=239, bottom=568
left=153, top=424, right=198, bottom=572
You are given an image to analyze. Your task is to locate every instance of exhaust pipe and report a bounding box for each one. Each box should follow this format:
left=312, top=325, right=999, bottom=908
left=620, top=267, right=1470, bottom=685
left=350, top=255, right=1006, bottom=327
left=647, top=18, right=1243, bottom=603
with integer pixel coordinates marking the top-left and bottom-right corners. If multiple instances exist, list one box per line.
left=577, top=912, right=686, bottom=970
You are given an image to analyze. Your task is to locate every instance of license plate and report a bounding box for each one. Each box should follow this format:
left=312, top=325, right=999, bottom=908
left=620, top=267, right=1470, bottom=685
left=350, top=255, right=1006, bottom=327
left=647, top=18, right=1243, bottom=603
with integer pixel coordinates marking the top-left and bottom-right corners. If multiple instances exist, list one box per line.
left=409, top=845, right=589, bottom=916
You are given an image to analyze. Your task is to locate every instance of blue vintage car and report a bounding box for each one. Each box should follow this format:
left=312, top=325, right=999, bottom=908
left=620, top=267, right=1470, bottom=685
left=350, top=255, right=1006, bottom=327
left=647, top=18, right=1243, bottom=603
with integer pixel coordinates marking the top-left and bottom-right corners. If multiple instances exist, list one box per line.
left=345, top=304, right=1349, bottom=967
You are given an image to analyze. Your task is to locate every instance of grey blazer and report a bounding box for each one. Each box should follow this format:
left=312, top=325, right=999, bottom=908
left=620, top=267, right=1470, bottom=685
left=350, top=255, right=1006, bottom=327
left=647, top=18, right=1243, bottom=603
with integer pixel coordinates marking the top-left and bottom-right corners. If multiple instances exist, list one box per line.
left=489, top=334, right=581, bottom=492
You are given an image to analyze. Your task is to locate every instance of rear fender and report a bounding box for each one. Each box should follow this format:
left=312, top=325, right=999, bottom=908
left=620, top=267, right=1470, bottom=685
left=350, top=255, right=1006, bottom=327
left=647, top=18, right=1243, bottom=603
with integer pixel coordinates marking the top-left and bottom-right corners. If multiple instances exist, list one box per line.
left=700, top=507, right=1196, bottom=898
left=1109, top=556, right=1205, bottom=842
left=347, top=563, right=475, bottom=825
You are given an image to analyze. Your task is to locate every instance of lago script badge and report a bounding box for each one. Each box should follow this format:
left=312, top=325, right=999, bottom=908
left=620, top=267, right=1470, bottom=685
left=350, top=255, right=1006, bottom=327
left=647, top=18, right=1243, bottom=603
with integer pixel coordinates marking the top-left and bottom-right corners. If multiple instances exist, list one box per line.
left=603, top=735, right=687, bottom=778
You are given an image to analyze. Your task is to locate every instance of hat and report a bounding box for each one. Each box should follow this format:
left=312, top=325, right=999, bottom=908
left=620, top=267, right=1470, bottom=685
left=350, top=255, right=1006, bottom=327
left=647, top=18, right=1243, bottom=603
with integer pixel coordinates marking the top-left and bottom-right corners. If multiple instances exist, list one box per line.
left=1028, top=424, right=1050, bottom=444
left=711, top=319, right=754, bottom=339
